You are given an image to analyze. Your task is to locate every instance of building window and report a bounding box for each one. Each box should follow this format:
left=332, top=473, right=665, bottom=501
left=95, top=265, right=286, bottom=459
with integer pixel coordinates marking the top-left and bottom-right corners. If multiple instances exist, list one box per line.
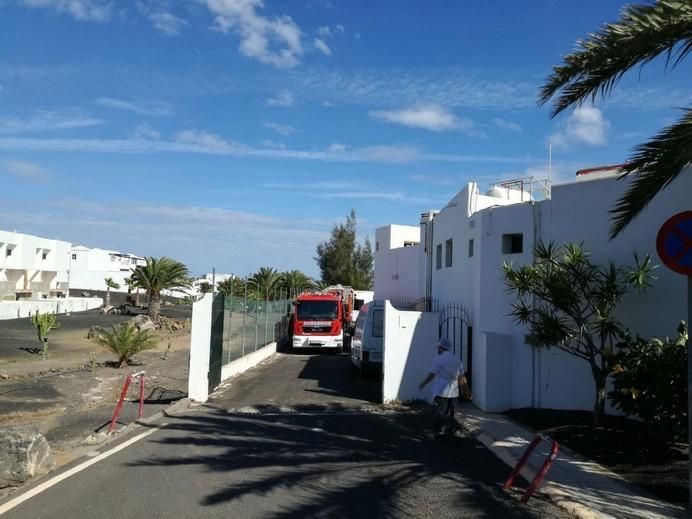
left=502, top=233, right=524, bottom=254
left=5, top=248, right=12, bottom=257
left=468, top=239, right=474, bottom=257
left=435, top=244, right=442, bottom=270
left=42, top=252, right=48, bottom=260
left=445, top=239, right=453, bottom=267
left=71, top=253, right=77, bottom=260
left=376, top=242, right=380, bottom=252
left=372, top=309, right=384, bottom=338
left=403, top=241, right=417, bottom=247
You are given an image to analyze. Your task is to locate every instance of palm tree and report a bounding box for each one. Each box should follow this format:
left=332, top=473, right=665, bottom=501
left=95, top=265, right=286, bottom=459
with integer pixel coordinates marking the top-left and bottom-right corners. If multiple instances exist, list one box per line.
left=539, top=1, right=692, bottom=238
left=216, top=277, right=235, bottom=296
left=131, top=257, right=189, bottom=321
left=250, top=267, right=282, bottom=300
left=280, top=269, right=315, bottom=299
left=104, top=277, right=120, bottom=308
left=96, top=323, right=157, bottom=368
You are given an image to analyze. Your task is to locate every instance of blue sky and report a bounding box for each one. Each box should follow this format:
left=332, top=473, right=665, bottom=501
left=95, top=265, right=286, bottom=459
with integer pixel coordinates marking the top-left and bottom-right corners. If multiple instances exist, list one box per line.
left=0, top=0, right=689, bottom=278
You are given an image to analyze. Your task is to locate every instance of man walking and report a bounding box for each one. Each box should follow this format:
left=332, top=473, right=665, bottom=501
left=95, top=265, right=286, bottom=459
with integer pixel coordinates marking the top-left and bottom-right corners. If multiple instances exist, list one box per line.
left=419, top=337, right=465, bottom=438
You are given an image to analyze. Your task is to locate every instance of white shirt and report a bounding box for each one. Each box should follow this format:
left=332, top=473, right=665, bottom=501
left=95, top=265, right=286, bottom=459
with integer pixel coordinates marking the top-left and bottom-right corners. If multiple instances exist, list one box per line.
left=430, top=351, right=462, bottom=400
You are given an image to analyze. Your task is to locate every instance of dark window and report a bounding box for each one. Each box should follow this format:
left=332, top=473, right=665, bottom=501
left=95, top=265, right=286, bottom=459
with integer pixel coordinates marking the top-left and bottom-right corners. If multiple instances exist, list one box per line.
left=502, top=233, right=524, bottom=254
left=372, top=309, right=384, bottom=337
left=445, top=239, right=453, bottom=267
left=5, top=248, right=12, bottom=257
left=71, top=254, right=77, bottom=260
left=354, top=298, right=365, bottom=311
left=435, top=244, right=442, bottom=270
left=375, top=242, right=380, bottom=252
left=403, top=241, right=417, bottom=247
left=42, top=252, right=48, bottom=260
left=468, top=239, right=474, bottom=257
left=296, top=300, right=339, bottom=320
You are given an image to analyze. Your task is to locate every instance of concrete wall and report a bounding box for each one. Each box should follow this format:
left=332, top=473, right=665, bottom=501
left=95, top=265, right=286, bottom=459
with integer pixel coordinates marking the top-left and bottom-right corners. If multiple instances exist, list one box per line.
left=0, top=297, right=103, bottom=320
left=374, top=244, right=422, bottom=301
left=382, top=301, right=439, bottom=403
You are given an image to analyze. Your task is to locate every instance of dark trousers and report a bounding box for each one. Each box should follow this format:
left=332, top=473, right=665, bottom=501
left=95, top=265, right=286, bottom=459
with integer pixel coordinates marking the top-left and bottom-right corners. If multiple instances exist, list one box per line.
left=433, top=396, right=460, bottom=436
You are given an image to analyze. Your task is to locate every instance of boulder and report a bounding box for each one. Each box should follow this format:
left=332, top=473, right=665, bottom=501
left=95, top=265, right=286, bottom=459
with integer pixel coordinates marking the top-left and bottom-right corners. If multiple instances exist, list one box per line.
left=128, top=315, right=156, bottom=333
left=0, top=427, right=55, bottom=488
left=87, top=325, right=105, bottom=339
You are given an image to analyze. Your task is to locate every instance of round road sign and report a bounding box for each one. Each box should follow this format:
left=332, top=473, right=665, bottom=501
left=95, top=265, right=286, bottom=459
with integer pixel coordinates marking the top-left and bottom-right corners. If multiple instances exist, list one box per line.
left=656, top=211, right=692, bottom=276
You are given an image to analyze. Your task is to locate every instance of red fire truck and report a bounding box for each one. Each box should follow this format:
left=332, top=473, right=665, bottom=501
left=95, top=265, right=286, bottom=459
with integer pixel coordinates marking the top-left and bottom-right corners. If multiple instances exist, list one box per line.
left=290, top=286, right=354, bottom=352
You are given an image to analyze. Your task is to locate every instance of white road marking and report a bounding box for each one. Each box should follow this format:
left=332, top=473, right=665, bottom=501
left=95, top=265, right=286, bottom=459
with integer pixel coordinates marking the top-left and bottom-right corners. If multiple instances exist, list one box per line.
left=0, top=424, right=167, bottom=516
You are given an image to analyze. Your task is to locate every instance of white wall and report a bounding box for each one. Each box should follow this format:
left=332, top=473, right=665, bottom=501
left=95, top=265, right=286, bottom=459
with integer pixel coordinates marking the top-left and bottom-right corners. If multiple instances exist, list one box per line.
left=374, top=245, right=421, bottom=301
left=0, top=297, right=103, bottom=320
left=382, top=301, right=439, bottom=403
left=188, top=293, right=213, bottom=402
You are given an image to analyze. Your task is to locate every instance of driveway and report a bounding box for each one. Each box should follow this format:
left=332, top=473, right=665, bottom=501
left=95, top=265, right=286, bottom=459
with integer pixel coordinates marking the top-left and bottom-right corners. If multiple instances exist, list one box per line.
left=0, top=353, right=567, bottom=518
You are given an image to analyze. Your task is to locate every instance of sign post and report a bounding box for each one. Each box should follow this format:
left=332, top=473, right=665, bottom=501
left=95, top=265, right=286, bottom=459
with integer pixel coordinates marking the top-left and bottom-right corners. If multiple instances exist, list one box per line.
left=656, top=210, right=692, bottom=506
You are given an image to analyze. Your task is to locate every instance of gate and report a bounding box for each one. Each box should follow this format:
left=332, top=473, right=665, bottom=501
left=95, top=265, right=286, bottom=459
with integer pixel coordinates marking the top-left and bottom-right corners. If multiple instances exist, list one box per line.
left=208, top=292, right=224, bottom=393
left=439, top=302, right=473, bottom=390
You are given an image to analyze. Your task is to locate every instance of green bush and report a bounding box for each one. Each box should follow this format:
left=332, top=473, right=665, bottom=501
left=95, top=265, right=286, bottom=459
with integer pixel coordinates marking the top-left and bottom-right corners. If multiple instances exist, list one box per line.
left=609, top=322, right=688, bottom=442
left=30, top=311, right=60, bottom=359
left=96, top=323, right=158, bottom=368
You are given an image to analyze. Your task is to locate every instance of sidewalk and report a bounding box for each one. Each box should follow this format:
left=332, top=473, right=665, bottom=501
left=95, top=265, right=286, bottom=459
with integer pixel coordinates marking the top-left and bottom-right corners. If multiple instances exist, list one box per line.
left=458, top=402, right=689, bottom=519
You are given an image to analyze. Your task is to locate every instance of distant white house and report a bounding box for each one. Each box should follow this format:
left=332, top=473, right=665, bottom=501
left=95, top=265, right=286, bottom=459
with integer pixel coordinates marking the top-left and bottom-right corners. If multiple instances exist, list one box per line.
left=68, top=246, right=146, bottom=293
left=375, top=166, right=691, bottom=412
left=0, top=230, right=71, bottom=301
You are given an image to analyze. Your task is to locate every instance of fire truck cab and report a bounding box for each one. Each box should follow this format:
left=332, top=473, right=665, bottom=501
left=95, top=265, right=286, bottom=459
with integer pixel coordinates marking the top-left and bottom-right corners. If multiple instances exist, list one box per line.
left=291, top=292, right=344, bottom=351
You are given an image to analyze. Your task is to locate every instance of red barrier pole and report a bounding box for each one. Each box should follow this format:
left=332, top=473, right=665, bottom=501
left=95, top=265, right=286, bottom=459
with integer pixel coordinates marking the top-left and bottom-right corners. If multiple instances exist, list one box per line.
left=108, top=375, right=132, bottom=433
left=521, top=440, right=560, bottom=503
left=138, top=374, right=145, bottom=419
left=503, top=435, right=542, bottom=489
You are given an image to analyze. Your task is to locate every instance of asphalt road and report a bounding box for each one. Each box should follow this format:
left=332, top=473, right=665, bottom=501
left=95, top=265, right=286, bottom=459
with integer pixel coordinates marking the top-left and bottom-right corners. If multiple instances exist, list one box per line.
left=0, top=354, right=567, bottom=518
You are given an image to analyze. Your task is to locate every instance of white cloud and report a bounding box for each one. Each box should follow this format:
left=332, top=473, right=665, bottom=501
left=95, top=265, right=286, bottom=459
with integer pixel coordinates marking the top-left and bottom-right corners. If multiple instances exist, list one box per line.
left=95, top=97, right=174, bottom=116
left=20, top=0, right=111, bottom=21
left=132, top=123, right=161, bottom=140
left=369, top=104, right=473, bottom=133
left=0, top=133, right=536, bottom=165
left=407, top=174, right=458, bottom=186
left=266, top=91, right=294, bottom=107
left=0, top=111, right=103, bottom=134
left=0, top=197, right=328, bottom=276
left=551, top=106, right=610, bottom=150
left=262, top=121, right=298, bottom=136
left=317, top=26, right=332, bottom=37
left=3, top=159, right=50, bottom=180
left=493, top=118, right=522, bottom=132
left=314, top=38, right=332, bottom=56
left=202, top=0, right=304, bottom=68
left=148, top=11, right=187, bottom=35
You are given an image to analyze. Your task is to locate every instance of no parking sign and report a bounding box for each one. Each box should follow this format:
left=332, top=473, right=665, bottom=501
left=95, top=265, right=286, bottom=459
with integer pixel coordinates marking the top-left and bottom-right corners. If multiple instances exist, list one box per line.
left=656, top=211, right=692, bottom=275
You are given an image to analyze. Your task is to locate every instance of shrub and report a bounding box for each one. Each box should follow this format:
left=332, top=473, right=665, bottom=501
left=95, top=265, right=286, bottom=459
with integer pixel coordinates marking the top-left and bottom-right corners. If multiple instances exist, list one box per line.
left=609, top=322, right=688, bottom=442
left=30, top=311, right=60, bottom=359
left=96, top=323, right=158, bottom=368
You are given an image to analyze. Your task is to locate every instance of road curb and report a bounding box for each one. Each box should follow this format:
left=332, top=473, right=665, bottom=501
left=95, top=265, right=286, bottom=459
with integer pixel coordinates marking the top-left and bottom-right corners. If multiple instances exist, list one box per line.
left=462, top=419, right=603, bottom=519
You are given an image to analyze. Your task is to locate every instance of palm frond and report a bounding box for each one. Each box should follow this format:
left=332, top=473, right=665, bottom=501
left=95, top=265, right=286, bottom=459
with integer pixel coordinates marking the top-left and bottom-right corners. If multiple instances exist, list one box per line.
left=610, top=108, right=692, bottom=237
left=539, top=1, right=692, bottom=116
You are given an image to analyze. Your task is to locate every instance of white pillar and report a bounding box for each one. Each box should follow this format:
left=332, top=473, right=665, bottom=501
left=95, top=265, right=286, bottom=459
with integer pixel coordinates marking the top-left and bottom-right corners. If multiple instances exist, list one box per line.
left=188, top=293, right=213, bottom=402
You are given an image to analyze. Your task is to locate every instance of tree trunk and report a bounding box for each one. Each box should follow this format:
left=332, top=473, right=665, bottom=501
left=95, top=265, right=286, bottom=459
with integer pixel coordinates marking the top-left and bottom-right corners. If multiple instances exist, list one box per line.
left=105, top=288, right=111, bottom=308
left=149, top=292, right=161, bottom=322
left=592, top=370, right=607, bottom=427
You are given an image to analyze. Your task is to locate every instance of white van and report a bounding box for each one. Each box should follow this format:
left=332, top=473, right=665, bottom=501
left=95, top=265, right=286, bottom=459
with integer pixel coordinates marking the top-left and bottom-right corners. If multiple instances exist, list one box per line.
left=350, top=300, right=384, bottom=376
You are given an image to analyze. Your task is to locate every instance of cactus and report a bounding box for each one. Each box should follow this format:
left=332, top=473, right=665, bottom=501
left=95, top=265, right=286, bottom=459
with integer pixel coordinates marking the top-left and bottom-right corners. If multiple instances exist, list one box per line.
left=31, top=311, right=60, bottom=359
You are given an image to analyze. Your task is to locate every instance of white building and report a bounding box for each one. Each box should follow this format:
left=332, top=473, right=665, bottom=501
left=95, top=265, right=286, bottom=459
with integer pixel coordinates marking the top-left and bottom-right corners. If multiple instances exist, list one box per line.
left=376, top=166, right=691, bottom=413
left=69, top=246, right=146, bottom=293
left=0, top=230, right=71, bottom=300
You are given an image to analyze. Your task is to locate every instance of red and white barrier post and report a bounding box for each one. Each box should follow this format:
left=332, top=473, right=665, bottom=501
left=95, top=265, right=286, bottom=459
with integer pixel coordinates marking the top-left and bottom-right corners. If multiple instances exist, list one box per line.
left=108, top=371, right=146, bottom=434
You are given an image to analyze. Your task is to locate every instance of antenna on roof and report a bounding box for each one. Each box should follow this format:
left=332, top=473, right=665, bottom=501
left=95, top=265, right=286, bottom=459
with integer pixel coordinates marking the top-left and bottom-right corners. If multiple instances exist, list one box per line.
left=548, top=139, right=552, bottom=187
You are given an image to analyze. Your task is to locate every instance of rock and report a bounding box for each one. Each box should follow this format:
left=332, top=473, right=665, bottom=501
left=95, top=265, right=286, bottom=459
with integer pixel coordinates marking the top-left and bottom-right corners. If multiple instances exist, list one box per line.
left=82, top=432, right=108, bottom=446
left=128, top=315, right=156, bottom=333
left=87, top=325, right=105, bottom=339
left=101, top=305, right=114, bottom=314
left=0, top=427, right=55, bottom=488
left=0, top=374, right=9, bottom=380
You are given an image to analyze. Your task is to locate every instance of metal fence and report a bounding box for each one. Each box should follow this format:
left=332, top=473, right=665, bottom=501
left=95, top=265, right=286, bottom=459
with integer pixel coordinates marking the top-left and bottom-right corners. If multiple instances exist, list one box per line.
left=220, top=290, right=295, bottom=364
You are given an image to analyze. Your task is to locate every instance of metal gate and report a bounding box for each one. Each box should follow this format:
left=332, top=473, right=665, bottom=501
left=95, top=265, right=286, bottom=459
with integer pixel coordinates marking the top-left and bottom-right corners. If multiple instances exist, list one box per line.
left=208, top=292, right=225, bottom=393
left=439, top=302, right=473, bottom=390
